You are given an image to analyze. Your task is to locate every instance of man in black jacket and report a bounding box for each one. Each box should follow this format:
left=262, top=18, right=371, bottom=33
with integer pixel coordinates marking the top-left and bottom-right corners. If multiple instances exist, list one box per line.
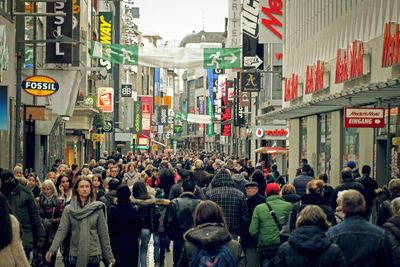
left=165, top=177, right=202, bottom=267
left=293, top=164, right=313, bottom=196
left=356, top=165, right=378, bottom=219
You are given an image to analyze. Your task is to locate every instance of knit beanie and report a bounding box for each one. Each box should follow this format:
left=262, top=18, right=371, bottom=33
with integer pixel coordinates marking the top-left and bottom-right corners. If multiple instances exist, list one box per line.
left=265, top=183, right=280, bottom=196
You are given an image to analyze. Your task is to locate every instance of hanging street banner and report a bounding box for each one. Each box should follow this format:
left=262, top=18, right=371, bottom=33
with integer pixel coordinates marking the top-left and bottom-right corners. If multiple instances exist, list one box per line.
left=159, top=105, right=168, bottom=125
left=91, top=41, right=241, bottom=69
left=344, top=107, right=385, bottom=128
left=140, top=96, right=153, bottom=136
left=132, top=101, right=142, bottom=134
left=174, top=112, right=213, bottom=124
left=98, top=12, right=113, bottom=73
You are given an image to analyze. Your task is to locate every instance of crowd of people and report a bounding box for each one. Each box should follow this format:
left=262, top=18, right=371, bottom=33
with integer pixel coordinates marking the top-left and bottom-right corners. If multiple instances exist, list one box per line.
left=0, top=151, right=399, bottom=267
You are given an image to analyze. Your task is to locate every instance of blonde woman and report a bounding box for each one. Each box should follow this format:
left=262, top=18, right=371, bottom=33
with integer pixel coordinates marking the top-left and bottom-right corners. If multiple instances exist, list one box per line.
left=138, top=172, right=155, bottom=197
left=45, top=172, right=57, bottom=185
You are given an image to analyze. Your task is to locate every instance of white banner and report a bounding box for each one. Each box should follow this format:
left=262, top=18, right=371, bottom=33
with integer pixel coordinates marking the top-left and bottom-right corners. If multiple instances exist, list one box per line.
left=187, top=114, right=212, bottom=124
left=138, top=47, right=204, bottom=69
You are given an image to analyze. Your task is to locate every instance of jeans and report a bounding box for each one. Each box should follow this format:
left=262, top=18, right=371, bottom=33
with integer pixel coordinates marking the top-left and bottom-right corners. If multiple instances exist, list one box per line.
left=138, top=228, right=151, bottom=267
left=173, top=239, right=185, bottom=266
left=154, top=233, right=167, bottom=265
left=68, top=255, right=101, bottom=267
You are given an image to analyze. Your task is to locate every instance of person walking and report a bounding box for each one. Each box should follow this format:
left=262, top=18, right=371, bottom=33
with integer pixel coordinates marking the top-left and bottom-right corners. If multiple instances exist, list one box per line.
left=0, top=192, right=30, bottom=267
left=327, top=189, right=395, bottom=267
left=292, top=164, right=313, bottom=196
left=355, top=165, right=378, bottom=219
left=177, top=200, right=245, bottom=267
left=271, top=205, right=346, bottom=267
left=26, top=172, right=41, bottom=198
left=45, top=176, right=115, bottom=267
left=123, top=162, right=139, bottom=188
left=153, top=188, right=170, bottom=267
left=108, top=185, right=142, bottom=267
left=383, top=197, right=400, bottom=265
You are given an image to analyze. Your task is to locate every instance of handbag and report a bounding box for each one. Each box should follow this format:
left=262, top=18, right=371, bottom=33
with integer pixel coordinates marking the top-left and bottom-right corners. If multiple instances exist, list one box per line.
left=265, top=202, right=289, bottom=243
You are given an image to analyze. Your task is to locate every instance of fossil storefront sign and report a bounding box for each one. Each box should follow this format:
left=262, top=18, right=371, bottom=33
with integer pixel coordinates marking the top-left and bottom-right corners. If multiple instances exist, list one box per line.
left=22, top=75, right=59, bottom=96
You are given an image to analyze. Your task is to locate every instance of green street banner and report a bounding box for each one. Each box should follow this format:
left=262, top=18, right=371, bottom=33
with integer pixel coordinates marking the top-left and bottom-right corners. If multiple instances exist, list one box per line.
left=91, top=41, right=241, bottom=69
left=174, top=112, right=188, bottom=121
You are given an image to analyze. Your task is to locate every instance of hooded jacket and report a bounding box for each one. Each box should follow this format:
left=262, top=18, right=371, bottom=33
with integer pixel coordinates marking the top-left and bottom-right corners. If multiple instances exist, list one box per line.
left=131, top=197, right=157, bottom=231
left=383, top=215, right=400, bottom=265
left=232, top=173, right=249, bottom=195
left=206, top=169, right=249, bottom=236
left=177, top=223, right=245, bottom=267
left=99, top=191, right=118, bottom=215
left=271, top=225, right=346, bottom=267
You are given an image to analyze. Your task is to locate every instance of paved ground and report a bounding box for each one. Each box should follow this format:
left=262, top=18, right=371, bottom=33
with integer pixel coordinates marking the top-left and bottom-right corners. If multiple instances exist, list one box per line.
left=53, top=235, right=174, bottom=267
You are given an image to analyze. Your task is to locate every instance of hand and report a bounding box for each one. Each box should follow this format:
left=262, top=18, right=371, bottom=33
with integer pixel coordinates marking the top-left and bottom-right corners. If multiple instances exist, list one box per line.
left=109, top=259, right=116, bottom=265
left=38, top=237, right=46, bottom=247
left=45, top=252, right=53, bottom=262
left=59, top=185, right=64, bottom=195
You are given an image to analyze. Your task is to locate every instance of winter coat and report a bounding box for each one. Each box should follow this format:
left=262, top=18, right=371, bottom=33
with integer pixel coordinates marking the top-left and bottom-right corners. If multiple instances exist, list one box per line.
left=328, top=215, right=396, bottom=267
left=3, top=182, right=45, bottom=249
left=322, top=184, right=333, bottom=206
left=0, top=215, right=30, bottom=267
left=249, top=195, right=292, bottom=251
left=193, top=169, right=212, bottom=188
left=153, top=199, right=170, bottom=234
left=206, top=169, right=249, bottom=236
left=292, top=173, right=313, bottom=196
left=282, top=193, right=301, bottom=204
left=48, top=200, right=114, bottom=266
left=271, top=225, right=346, bottom=267
left=95, top=185, right=105, bottom=200
left=108, top=201, right=142, bottom=265
left=356, top=175, right=378, bottom=216
left=177, top=223, right=245, bottom=267
left=335, top=206, right=345, bottom=224
left=241, top=193, right=265, bottom=246
left=31, top=186, right=40, bottom=198
left=205, top=166, right=215, bottom=175
left=99, top=191, right=118, bottom=215
left=123, top=171, right=139, bottom=188
left=289, top=194, right=336, bottom=231
left=131, top=197, right=157, bottom=231
left=266, top=170, right=285, bottom=187
left=329, top=178, right=365, bottom=211
left=35, top=195, right=64, bottom=243
left=169, top=181, right=205, bottom=200
left=165, top=192, right=202, bottom=241
left=383, top=215, right=400, bottom=265
left=232, top=173, right=249, bottom=195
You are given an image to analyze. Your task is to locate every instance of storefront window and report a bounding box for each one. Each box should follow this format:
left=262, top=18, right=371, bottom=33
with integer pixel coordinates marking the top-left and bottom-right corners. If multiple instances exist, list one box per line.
left=300, top=118, right=307, bottom=160
left=318, top=114, right=332, bottom=177
left=343, top=127, right=359, bottom=166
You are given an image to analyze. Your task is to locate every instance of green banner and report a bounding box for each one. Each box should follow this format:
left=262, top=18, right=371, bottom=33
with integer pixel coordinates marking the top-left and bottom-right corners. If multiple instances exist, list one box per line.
left=174, top=112, right=188, bottom=121
left=203, top=48, right=241, bottom=69
left=91, top=41, right=138, bottom=65
left=207, top=97, right=213, bottom=138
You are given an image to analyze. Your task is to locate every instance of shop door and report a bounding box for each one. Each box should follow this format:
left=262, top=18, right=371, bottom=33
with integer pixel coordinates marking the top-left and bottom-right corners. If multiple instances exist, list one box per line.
left=376, top=139, right=388, bottom=187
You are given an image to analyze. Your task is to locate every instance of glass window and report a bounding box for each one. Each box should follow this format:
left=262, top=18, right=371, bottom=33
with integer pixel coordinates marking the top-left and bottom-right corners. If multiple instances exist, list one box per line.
left=300, top=118, right=308, bottom=160
left=343, top=127, right=359, bottom=166
left=318, top=114, right=332, bottom=177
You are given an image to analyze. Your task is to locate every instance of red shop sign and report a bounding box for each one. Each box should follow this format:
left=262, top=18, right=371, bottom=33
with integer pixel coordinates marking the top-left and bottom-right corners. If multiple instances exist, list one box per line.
left=344, top=107, right=385, bottom=128
left=305, top=60, right=325, bottom=94
left=382, top=22, right=400, bottom=67
left=335, top=40, right=365, bottom=83
left=284, top=74, right=298, bottom=101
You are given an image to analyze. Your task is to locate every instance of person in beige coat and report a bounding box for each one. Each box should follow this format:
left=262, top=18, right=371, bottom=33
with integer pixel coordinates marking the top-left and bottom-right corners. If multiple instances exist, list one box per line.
left=0, top=192, right=29, bottom=267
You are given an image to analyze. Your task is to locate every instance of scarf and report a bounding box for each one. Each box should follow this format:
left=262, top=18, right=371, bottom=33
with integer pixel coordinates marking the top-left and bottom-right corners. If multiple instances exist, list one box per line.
left=39, top=194, right=60, bottom=207
left=69, top=199, right=105, bottom=267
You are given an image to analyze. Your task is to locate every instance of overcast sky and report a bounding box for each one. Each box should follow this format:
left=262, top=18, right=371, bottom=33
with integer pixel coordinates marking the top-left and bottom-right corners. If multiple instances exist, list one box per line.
left=134, top=0, right=228, bottom=44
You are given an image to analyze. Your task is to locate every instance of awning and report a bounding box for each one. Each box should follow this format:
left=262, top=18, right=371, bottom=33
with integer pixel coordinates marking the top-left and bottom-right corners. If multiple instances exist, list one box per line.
left=257, top=78, right=400, bottom=120
left=255, top=147, right=288, bottom=154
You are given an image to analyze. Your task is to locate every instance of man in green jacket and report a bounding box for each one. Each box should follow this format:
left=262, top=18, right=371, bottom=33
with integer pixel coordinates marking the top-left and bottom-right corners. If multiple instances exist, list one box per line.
left=1, top=170, right=45, bottom=258
left=249, top=183, right=292, bottom=266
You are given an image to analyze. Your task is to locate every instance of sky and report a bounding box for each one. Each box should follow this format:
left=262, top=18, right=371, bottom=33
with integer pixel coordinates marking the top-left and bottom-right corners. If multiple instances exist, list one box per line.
left=134, top=0, right=229, bottom=45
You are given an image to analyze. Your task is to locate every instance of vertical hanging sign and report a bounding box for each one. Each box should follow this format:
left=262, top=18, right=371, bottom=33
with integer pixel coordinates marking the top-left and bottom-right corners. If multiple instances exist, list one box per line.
left=140, top=96, right=153, bottom=136
left=98, top=12, right=113, bottom=73
left=132, top=101, right=142, bottom=134
left=159, top=105, right=168, bottom=125
left=207, top=97, right=213, bottom=138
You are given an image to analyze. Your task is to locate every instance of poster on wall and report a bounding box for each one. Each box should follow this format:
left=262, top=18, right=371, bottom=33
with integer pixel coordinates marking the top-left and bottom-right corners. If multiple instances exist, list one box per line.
left=97, top=87, right=113, bottom=112
left=140, top=96, right=153, bottom=136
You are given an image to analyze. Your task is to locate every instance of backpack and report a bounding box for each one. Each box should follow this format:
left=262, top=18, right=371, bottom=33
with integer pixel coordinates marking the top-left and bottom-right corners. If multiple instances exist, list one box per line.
left=190, top=242, right=236, bottom=267
left=268, top=173, right=283, bottom=188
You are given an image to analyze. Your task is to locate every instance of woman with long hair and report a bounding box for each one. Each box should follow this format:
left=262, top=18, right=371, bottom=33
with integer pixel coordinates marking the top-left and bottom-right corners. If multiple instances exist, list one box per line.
left=271, top=205, right=345, bottom=267
left=132, top=181, right=156, bottom=267
left=108, top=185, right=142, bottom=267
left=45, top=172, right=57, bottom=185
left=45, top=176, right=115, bottom=267
left=178, top=200, right=245, bottom=267
left=26, top=172, right=41, bottom=198
left=0, top=192, right=30, bottom=266
left=34, top=180, right=64, bottom=267
left=92, top=174, right=105, bottom=200
left=123, top=162, right=139, bottom=188
left=56, top=175, right=73, bottom=204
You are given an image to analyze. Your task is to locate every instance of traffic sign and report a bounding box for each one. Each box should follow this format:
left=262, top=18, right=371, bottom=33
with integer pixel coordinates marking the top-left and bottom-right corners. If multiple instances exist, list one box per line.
left=243, top=55, right=263, bottom=69
left=121, top=84, right=132, bottom=97
left=344, top=107, right=385, bottom=128
left=204, top=48, right=241, bottom=69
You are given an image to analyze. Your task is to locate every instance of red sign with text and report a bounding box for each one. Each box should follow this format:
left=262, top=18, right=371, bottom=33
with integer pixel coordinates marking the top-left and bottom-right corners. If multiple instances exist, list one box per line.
left=335, top=41, right=365, bottom=83
left=305, top=60, right=325, bottom=94
left=382, top=22, right=400, bottom=67
left=344, top=107, right=385, bottom=128
left=284, top=74, right=298, bottom=101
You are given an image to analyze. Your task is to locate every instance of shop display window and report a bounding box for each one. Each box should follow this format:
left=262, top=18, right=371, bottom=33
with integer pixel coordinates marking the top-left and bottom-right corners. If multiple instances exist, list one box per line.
left=318, top=114, right=332, bottom=177
left=343, top=127, right=359, bottom=167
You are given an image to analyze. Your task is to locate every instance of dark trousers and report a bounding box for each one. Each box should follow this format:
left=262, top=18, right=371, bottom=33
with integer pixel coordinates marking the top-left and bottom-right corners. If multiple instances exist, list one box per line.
left=173, top=239, right=185, bottom=266
left=24, top=248, right=32, bottom=260
left=259, top=249, right=278, bottom=267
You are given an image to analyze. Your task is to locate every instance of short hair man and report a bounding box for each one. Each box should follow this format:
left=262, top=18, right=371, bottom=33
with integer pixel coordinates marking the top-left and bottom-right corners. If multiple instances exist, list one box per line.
left=355, top=164, right=378, bottom=219
left=292, top=164, right=313, bottom=196
left=328, top=190, right=395, bottom=267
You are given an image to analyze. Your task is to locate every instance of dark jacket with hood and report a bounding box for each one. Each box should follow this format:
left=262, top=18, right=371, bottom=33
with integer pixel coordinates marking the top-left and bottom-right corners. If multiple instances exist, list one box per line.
left=293, top=172, right=313, bottom=196
left=177, top=223, right=245, bottom=267
left=131, top=197, right=157, bottom=231
left=206, top=169, right=249, bottom=236
left=241, top=192, right=265, bottom=246
left=165, top=192, right=201, bottom=241
left=383, top=215, right=400, bottom=265
left=232, top=173, right=249, bottom=195
left=282, top=193, right=301, bottom=204
left=329, top=178, right=365, bottom=211
left=99, top=191, right=118, bottom=215
left=271, top=225, right=346, bottom=267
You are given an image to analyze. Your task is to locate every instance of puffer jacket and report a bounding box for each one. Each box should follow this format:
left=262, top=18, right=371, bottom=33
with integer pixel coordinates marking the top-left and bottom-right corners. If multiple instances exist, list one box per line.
left=249, top=195, right=292, bottom=251
left=153, top=198, right=170, bottom=234
left=131, top=197, right=157, bottom=231
left=232, top=173, right=249, bottom=195
left=271, top=225, right=346, bottom=267
left=3, top=182, right=45, bottom=249
left=206, top=169, right=249, bottom=236
left=177, top=223, right=245, bottom=267
left=99, top=191, right=118, bottom=215
left=165, top=192, right=201, bottom=240
left=383, top=215, right=400, bottom=265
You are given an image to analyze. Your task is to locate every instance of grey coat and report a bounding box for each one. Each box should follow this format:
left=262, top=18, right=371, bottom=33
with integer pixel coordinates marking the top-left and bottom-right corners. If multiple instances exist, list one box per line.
left=49, top=200, right=114, bottom=265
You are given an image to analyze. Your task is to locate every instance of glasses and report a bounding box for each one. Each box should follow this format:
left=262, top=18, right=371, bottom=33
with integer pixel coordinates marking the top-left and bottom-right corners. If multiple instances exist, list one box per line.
left=111, top=170, right=119, bottom=173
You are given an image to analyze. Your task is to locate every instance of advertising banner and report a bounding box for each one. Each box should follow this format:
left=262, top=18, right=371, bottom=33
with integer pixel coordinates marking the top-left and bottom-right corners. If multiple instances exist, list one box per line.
left=207, top=97, right=213, bottom=138
left=140, top=96, right=153, bottom=136
left=97, top=87, right=113, bottom=112
left=259, top=0, right=284, bottom=43
left=98, top=12, right=113, bottom=73
left=46, top=0, right=73, bottom=63
left=154, top=68, right=160, bottom=106
left=132, top=101, right=142, bottom=134
left=0, top=86, right=7, bottom=130
left=242, top=72, right=261, bottom=92
left=253, top=126, right=289, bottom=140
left=242, top=0, right=263, bottom=70
left=344, top=107, right=385, bottom=128
left=159, top=105, right=168, bottom=125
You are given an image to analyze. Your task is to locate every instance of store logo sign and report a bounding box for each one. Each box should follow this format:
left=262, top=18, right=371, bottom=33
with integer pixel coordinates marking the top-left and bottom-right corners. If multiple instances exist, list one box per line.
left=253, top=126, right=289, bottom=140
left=260, top=0, right=284, bottom=43
left=344, top=107, right=385, bottom=128
left=22, top=75, right=59, bottom=97
left=335, top=40, right=368, bottom=83
left=305, top=60, right=328, bottom=94
left=284, top=74, right=298, bottom=101
left=382, top=22, right=400, bottom=67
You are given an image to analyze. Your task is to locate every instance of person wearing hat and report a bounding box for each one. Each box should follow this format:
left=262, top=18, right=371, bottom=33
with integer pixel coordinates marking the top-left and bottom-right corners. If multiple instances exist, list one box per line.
left=346, top=161, right=361, bottom=179
left=242, top=181, right=266, bottom=267
left=249, top=183, right=292, bottom=266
